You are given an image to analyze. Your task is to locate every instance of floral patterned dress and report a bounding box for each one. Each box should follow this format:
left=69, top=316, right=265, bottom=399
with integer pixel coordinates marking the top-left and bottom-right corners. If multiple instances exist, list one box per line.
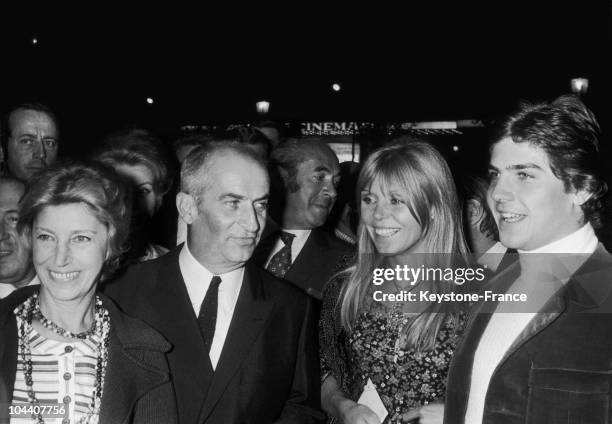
left=320, top=273, right=465, bottom=423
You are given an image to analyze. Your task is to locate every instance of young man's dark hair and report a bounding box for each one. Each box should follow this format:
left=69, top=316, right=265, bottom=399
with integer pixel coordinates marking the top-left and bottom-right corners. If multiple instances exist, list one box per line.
left=493, top=94, right=607, bottom=228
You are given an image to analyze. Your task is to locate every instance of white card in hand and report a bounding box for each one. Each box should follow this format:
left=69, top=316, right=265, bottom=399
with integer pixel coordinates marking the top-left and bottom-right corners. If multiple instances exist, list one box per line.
left=357, top=378, right=388, bottom=422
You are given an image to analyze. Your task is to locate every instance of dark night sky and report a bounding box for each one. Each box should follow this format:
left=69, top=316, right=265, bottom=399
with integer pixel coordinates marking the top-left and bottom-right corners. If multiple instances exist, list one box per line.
left=2, top=2, right=611, bottom=155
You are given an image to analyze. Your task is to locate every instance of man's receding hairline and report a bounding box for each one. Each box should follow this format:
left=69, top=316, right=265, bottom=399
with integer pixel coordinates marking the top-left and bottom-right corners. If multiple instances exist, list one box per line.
left=205, top=147, right=265, bottom=170
left=8, top=108, right=58, bottom=134
left=185, top=146, right=267, bottom=192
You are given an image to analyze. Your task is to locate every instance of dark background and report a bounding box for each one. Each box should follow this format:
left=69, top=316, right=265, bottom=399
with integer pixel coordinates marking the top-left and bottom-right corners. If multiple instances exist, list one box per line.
left=2, top=2, right=611, bottom=164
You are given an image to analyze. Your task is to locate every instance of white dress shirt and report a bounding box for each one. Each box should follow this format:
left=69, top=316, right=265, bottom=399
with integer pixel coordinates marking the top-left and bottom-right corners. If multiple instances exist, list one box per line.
left=265, top=229, right=311, bottom=267
left=179, top=243, right=243, bottom=369
left=464, top=223, right=598, bottom=423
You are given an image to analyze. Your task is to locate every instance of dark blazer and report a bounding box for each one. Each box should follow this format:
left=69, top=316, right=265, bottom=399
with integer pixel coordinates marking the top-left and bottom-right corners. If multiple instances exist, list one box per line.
left=0, top=285, right=177, bottom=424
left=103, top=247, right=324, bottom=424
left=253, top=228, right=354, bottom=300
left=445, top=245, right=612, bottom=424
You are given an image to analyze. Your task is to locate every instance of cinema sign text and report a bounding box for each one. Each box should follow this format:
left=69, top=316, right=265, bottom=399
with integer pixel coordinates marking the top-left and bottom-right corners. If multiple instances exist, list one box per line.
left=301, top=122, right=372, bottom=135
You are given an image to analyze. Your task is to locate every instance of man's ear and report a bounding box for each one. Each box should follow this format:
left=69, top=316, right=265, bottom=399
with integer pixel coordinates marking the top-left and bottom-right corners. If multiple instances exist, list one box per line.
left=176, top=192, right=198, bottom=225
left=571, top=189, right=592, bottom=207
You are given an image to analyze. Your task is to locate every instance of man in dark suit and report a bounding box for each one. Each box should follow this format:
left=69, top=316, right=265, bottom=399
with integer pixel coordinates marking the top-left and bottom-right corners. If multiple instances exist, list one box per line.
left=104, top=142, right=323, bottom=424
left=445, top=95, right=612, bottom=424
left=254, top=138, right=353, bottom=300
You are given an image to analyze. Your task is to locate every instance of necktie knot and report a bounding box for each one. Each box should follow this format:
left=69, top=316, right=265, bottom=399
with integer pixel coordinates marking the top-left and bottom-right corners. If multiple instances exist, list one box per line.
left=267, top=232, right=295, bottom=278
left=280, top=231, right=295, bottom=246
left=210, top=275, right=222, bottom=288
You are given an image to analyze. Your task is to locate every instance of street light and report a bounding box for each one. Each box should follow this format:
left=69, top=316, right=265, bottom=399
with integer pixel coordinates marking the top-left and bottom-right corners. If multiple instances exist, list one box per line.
left=256, top=100, right=270, bottom=114
left=570, top=78, right=589, bottom=96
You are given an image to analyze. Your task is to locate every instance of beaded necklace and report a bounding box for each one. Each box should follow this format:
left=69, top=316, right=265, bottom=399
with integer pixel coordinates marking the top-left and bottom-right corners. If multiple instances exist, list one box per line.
left=15, top=293, right=111, bottom=424
left=33, top=295, right=98, bottom=340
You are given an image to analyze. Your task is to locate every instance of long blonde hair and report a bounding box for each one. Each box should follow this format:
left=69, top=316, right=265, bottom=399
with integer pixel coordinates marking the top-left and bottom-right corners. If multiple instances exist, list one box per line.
left=339, top=138, right=469, bottom=351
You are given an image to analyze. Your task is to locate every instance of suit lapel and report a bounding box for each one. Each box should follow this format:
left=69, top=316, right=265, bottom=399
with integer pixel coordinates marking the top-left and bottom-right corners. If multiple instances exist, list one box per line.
left=286, top=230, right=329, bottom=297
left=0, top=313, right=17, bottom=423
left=147, top=251, right=214, bottom=397
left=448, top=248, right=612, bottom=422
left=498, top=289, right=565, bottom=368
left=499, top=246, right=612, bottom=365
left=446, top=262, right=521, bottom=419
left=252, top=230, right=279, bottom=268
left=0, top=287, right=39, bottom=423
left=198, top=264, right=274, bottom=422
left=99, top=327, right=169, bottom=424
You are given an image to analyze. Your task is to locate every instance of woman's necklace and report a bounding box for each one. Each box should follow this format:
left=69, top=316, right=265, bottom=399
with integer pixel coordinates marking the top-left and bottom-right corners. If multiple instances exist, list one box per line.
left=15, top=293, right=111, bottom=424
left=34, top=294, right=98, bottom=340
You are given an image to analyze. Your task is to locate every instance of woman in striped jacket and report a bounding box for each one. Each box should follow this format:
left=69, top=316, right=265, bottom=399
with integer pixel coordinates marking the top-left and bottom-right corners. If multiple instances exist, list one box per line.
left=0, top=162, right=177, bottom=424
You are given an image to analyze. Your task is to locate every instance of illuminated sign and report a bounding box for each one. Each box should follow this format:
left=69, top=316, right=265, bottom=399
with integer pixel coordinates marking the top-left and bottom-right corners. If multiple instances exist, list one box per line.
left=300, top=122, right=374, bottom=136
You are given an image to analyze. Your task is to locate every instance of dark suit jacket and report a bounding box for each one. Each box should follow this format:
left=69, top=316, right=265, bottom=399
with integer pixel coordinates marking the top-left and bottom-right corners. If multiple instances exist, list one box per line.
left=0, top=286, right=177, bottom=424
left=103, top=247, right=324, bottom=424
left=445, top=245, right=612, bottom=424
left=253, top=228, right=353, bottom=300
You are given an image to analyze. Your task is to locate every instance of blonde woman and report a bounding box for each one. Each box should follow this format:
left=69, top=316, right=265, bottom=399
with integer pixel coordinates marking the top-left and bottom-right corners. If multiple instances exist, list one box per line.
left=320, top=138, right=470, bottom=424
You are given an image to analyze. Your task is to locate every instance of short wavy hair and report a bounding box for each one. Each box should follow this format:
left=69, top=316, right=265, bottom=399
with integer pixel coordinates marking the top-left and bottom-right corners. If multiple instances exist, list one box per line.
left=494, top=94, right=607, bottom=228
left=180, top=141, right=267, bottom=200
left=17, top=161, right=131, bottom=280
left=96, top=128, right=171, bottom=196
left=270, top=138, right=337, bottom=193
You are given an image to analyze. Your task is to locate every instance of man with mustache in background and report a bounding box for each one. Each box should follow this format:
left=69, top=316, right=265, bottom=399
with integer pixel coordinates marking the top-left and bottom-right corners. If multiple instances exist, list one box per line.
left=255, top=138, right=352, bottom=300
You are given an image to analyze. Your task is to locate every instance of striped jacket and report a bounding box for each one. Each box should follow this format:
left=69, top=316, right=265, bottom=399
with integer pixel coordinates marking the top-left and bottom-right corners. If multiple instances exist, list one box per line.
left=0, top=286, right=177, bottom=424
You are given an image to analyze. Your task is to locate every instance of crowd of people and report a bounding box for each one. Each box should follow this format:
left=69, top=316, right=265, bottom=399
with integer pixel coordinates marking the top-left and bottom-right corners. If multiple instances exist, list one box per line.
left=0, top=93, right=610, bottom=424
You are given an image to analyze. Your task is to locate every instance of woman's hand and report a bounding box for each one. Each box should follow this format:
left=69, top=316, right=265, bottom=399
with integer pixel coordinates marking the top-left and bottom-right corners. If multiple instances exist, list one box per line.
left=402, top=402, right=444, bottom=424
left=322, top=375, right=382, bottom=424
left=339, top=399, right=382, bottom=424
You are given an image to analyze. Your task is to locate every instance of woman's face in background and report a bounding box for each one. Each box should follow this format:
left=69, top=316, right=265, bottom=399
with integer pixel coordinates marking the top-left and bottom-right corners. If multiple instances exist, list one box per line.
left=361, top=177, right=425, bottom=260
left=33, top=203, right=109, bottom=302
left=115, top=163, right=161, bottom=218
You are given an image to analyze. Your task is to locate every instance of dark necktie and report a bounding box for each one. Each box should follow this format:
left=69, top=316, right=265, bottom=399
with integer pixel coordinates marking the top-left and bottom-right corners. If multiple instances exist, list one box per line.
left=266, top=231, right=295, bottom=278
left=198, top=276, right=222, bottom=353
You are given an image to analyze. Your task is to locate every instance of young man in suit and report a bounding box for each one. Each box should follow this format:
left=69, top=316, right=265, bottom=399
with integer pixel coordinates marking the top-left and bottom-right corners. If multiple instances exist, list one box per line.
left=104, top=142, right=323, bottom=424
left=254, top=138, right=353, bottom=300
left=445, top=95, right=612, bottom=424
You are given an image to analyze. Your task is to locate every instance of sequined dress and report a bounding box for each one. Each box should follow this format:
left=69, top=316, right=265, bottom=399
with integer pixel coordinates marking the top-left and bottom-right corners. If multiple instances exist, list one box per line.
left=319, top=274, right=465, bottom=423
